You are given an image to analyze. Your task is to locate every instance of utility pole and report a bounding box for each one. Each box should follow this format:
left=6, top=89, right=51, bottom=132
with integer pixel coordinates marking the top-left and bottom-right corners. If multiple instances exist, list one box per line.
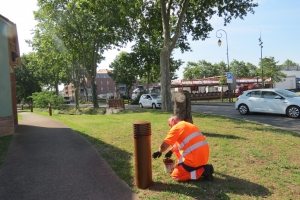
left=259, top=32, right=264, bottom=88
left=216, top=29, right=231, bottom=102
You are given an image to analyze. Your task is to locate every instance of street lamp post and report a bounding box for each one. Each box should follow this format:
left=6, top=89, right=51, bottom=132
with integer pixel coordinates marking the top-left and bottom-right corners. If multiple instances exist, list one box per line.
left=259, top=34, right=264, bottom=88
left=216, top=29, right=231, bottom=102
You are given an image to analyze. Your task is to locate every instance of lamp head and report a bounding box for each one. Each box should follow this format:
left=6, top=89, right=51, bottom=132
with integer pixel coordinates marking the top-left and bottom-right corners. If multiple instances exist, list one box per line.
left=218, top=39, right=222, bottom=47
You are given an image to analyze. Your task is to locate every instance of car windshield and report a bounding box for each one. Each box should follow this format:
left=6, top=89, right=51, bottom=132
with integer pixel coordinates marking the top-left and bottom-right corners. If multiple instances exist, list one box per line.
left=151, top=94, right=161, bottom=99
left=276, top=90, right=300, bottom=97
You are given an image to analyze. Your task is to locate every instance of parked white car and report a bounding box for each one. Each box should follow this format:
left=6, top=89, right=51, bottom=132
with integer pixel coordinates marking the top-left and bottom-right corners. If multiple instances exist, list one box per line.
left=235, top=88, right=300, bottom=118
left=139, top=94, right=162, bottom=109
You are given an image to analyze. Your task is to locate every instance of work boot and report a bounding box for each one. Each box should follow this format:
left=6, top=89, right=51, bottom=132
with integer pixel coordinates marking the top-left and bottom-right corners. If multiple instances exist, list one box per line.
left=202, top=164, right=214, bottom=181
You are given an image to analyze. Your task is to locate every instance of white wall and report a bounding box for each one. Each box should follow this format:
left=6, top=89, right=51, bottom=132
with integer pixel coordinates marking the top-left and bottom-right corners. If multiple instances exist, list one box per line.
left=274, top=75, right=296, bottom=89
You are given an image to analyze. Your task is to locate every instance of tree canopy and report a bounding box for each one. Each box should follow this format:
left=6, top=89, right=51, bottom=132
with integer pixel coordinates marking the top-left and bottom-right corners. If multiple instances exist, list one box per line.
left=33, top=0, right=141, bottom=107
left=28, top=0, right=260, bottom=110
left=155, top=0, right=258, bottom=111
left=230, top=60, right=258, bottom=78
left=15, top=54, right=42, bottom=103
left=260, top=57, right=286, bottom=86
left=183, top=60, right=224, bottom=79
left=108, top=52, right=138, bottom=98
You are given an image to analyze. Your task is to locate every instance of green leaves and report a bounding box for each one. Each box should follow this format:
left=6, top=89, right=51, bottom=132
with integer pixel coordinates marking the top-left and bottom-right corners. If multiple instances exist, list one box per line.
left=183, top=60, right=225, bottom=79
left=260, top=57, right=286, bottom=84
left=108, top=52, right=137, bottom=97
left=230, top=59, right=258, bottom=78
left=15, top=54, right=42, bottom=103
left=30, top=91, right=65, bottom=109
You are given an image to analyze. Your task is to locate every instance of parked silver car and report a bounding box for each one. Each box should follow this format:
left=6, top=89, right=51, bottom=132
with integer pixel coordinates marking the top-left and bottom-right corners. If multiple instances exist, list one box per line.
left=235, top=88, right=300, bottom=118
left=139, top=94, right=162, bottom=109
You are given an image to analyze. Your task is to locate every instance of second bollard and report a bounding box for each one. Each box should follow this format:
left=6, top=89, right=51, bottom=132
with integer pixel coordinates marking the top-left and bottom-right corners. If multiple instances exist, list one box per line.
left=133, top=121, right=153, bottom=189
left=48, top=103, right=52, bottom=116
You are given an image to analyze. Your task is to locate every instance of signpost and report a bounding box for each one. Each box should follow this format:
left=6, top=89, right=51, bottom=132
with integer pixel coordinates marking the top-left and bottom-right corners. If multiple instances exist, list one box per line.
left=227, top=72, right=232, bottom=102
left=227, top=72, right=233, bottom=83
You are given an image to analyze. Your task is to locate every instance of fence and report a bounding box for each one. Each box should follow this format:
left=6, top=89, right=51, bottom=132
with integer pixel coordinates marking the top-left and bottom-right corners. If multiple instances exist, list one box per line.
left=108, top=99, right=125, bottom=109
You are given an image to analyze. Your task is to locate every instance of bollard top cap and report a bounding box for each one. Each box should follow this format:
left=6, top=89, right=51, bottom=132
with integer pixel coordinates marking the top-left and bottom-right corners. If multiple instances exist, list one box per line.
left=133, top=120, right=150, bottom=125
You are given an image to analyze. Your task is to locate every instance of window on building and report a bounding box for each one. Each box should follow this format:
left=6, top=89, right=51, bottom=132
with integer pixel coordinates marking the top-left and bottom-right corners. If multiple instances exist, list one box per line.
left=107, top=81, right=109, bottom=85
left=191, top=86, right=198, bottom=91
left=101, top=87, right=103, bottom=91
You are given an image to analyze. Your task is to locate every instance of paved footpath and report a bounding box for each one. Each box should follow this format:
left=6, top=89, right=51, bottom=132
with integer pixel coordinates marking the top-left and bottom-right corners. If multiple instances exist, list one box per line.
left=0, top=112, right=139, bottom=200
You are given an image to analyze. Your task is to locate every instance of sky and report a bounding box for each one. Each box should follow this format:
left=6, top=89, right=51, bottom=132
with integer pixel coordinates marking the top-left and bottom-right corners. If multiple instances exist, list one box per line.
left=1, top=0, right=300, bottom=80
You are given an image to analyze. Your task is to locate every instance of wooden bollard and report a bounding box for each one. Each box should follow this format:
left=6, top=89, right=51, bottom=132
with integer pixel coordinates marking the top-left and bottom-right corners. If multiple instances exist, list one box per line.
left=48, top=103, right=52, bottom=116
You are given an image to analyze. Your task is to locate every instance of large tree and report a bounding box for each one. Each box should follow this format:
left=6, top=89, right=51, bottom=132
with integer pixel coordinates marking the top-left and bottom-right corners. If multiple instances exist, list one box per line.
left=28, top=24, right=71, bottom=95
left=281, top=59, right=299, bottom=70
left=108, top=52, right=138, bottom=98
left=260, top=57, right=286, bottom=87
left=131, top=3, right=182, bottom=89
left=155, top=0, right=258, bottom=111
left=183, top=60, right=223, bottom=79
left=15, top=54, right=42, bottom=103
left=34, top=0, right=140, bottom=107
left=230, top=59, right=257, bottom=78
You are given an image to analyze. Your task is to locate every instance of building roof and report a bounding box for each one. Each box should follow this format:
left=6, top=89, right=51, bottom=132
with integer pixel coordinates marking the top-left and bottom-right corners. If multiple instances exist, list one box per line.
left=97, top=69, right=111, bottom=74
left=0, top=14, right=15, bottom=25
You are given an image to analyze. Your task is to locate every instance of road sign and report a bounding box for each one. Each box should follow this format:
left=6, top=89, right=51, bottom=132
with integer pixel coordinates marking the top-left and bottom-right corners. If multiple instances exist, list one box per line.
left=227, top=72, right=233, bottom=83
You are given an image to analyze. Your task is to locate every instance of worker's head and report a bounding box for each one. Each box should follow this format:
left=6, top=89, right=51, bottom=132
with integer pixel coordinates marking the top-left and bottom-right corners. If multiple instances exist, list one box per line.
left=168, top=115, right=181, bottom=128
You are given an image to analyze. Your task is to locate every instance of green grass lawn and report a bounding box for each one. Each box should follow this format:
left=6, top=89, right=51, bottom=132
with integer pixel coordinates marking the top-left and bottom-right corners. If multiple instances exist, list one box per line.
left=30, top=109, right=300, bottom=199
left=2, top=109, right=300, bottom=199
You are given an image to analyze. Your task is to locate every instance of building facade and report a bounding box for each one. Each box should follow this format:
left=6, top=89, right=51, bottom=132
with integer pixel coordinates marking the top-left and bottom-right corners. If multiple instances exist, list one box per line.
left=95, top=69, right=117, bottom=98
left=0, top=15, right=20, bottom=136
left=63, top=69, right=154, bottom=100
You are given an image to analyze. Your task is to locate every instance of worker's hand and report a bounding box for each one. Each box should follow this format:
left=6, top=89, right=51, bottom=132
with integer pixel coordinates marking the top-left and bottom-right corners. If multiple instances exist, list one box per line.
left=165, top=150, right=173, bottom=158
left=152, top=151, right=162, bottom=159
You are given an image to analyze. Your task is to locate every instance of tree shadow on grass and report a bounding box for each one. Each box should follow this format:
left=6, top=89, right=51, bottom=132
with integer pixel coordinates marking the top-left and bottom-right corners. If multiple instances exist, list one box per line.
left=149, top=172, right=271, bottom=199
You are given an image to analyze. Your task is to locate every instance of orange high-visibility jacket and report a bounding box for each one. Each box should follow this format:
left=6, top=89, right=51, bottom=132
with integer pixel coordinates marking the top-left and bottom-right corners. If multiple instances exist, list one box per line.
left=163, top=121, right=209, bottom=168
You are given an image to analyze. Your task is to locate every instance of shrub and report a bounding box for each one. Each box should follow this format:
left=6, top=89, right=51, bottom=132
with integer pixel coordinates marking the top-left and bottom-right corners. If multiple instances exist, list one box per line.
left=30, top=91, right=65, bottom=109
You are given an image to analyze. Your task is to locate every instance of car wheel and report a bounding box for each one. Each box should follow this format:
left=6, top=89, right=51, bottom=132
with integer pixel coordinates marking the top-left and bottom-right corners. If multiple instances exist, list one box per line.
left=286, top=106, right=300, bottom=118
left=139, top=103, right=143, bottom=108
left=238, top=104, right=249, bottom=115
left=152, top=103, right=156, bottom=109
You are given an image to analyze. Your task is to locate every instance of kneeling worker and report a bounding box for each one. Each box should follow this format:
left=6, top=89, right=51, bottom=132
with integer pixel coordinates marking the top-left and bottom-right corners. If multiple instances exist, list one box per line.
left=152, top=114, right=214, bottom=181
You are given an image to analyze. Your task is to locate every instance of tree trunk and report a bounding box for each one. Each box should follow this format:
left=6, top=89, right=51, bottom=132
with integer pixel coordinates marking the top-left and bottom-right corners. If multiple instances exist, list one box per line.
left=75, top=65, right=80, bottom=109
left=147, top=70, right=150, bottom=92
left=173, top=90, right=193, bottom=124
left=84, top=86, right=88, bottom=102
left=92, top=81, right=99, bottom=108
left=81, top=77, right=89, bottom=102
left=54, top=77, right=59, bottom=95
left=221, top=85, right=224, bottom=102
left=74, top=82, right=79, bottom=109
left=160, top=47, right=172, bottom=111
